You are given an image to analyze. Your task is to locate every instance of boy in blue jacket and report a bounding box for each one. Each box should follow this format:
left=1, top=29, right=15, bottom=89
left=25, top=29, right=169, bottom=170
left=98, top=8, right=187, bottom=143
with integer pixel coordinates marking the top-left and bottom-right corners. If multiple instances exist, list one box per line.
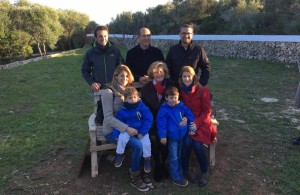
left=157, top=86, right=195, bottom=187
left=112, top=87, right=153, bottom=174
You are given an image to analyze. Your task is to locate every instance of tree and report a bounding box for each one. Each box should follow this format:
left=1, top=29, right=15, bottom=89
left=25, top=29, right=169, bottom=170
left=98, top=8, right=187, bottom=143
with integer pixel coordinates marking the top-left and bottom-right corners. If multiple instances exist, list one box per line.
left=58, top=9, right=89, bottom=50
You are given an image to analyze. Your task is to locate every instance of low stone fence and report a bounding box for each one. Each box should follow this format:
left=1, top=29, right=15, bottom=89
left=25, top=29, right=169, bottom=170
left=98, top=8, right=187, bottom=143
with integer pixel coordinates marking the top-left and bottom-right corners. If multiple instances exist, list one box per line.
left=151, top=39, right=299, bottom=65
left=0, top=50, right=79, bottom=70
left=108, top=35, right=300, bottom=66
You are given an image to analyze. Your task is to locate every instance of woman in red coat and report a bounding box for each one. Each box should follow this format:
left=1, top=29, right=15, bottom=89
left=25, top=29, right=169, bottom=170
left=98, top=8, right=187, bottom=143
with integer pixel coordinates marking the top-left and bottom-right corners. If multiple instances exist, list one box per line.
left=179, top=66, right=217, bottom=187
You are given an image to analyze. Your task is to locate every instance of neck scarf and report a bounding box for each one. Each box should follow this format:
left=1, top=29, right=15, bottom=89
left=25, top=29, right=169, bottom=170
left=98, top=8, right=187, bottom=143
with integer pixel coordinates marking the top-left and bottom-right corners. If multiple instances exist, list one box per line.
left=181, top=83, right=193, bottom=94
left=154, top=79, right=166, bottom=95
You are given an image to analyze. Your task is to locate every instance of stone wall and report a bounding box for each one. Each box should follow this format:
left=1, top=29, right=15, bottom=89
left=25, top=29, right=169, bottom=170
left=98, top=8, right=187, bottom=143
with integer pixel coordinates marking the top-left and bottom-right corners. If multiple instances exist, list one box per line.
left=0, top=50, right=78, bottom=70
left=110, top=37, right=300, bottom=65
left=150, top=39, right=300, bottom=64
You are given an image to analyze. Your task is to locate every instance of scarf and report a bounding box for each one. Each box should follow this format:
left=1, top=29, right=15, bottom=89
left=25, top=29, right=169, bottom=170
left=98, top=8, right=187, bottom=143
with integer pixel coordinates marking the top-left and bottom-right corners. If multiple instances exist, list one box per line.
left=181, top=83, right=193, bottom=94
left=123, top=100, right=140, bottom=110
left=154, top=79, right=166, bottom=95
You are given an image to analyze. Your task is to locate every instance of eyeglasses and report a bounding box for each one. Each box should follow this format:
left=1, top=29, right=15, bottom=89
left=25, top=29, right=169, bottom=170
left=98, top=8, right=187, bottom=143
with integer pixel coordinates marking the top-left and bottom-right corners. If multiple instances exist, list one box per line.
left=180, top=32, right=193, bottom=36
left=141, top=34, right=151, bottom=38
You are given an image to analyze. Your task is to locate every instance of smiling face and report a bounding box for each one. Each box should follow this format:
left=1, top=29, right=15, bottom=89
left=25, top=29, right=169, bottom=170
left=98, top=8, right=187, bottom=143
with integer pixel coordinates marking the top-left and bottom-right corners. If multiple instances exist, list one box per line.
left=182, top=71, right=194, bottom=87
left=179, top=27, right=193, bottom=46
left=96, top=29, right=109, bottom=46
left=153, top=67, right=165, bottom=82
left=139, top=28, right=151, bottom=49
left=116, top=70, right=129, bottom=87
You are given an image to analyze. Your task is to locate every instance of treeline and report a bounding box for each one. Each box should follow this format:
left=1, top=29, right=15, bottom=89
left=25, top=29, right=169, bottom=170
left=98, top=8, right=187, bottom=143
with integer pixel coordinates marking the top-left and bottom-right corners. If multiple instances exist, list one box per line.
left=108, top=0, right=300, bottom=35
left=1, top=0, right=299, bottom=64
left=0, top=0, right=98, bottom=64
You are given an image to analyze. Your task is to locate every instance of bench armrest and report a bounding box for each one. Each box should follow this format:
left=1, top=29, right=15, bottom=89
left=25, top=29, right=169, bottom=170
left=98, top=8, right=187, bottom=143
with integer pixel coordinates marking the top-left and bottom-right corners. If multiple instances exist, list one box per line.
left=88, top=113, right=96, bottom=132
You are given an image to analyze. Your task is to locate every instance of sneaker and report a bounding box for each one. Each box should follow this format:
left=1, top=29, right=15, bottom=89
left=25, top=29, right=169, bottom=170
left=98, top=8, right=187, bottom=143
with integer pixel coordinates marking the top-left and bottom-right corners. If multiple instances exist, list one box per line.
left=144, top=157, right=151, bottom=173
left=171, top=179, right=189, bottom=187
left=129, top=169, right=149, bottom=192
left=114, top=153, right=125, bottom=167
left=142, top=172, right=153, bottom=188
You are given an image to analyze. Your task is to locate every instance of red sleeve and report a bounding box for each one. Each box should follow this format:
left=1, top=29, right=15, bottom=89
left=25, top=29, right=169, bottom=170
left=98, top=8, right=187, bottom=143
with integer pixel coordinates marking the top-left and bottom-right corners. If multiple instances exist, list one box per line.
left=194, top=87, right=212, bottom=127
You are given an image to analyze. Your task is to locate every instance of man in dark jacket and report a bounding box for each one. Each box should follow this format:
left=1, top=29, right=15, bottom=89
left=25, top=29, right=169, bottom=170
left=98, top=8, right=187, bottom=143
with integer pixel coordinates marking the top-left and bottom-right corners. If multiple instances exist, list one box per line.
left=82, top=26, right=124, bottom=91
left=126, top=27, right=165, bottom=86
left=166, top=24, right=211, bottom=86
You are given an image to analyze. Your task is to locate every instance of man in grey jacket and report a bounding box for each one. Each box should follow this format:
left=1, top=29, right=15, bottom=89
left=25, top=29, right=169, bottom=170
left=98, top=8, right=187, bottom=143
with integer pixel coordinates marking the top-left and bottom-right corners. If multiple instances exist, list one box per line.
left=82, top=26, right=125, bottom=91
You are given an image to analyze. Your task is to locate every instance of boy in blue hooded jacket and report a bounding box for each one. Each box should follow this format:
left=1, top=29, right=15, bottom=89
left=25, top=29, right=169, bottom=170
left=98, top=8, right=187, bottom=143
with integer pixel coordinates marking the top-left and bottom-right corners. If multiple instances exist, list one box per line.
left=157, top=86, right=195, bottom=187
left=112, top=87, right=153, bottom=174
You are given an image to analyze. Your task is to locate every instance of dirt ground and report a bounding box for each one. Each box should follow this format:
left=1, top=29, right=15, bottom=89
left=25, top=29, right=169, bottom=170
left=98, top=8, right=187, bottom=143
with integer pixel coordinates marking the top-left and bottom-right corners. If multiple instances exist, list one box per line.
left=4, top=129, right=274, bottom=195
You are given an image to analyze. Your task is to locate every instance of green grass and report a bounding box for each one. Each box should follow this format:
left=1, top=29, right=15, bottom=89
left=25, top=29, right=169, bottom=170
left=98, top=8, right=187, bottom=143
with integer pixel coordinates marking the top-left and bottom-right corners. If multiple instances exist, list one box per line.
left=0, top=48, right=300, bottom=194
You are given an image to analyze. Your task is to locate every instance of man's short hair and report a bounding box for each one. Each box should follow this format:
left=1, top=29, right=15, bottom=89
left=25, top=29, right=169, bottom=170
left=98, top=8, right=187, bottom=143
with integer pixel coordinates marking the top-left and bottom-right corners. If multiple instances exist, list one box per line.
left=94, top=26, right=109, bottom=37
left=165, top=86, right=179, bottom=97
left=179, top=24, right=194, bottom=32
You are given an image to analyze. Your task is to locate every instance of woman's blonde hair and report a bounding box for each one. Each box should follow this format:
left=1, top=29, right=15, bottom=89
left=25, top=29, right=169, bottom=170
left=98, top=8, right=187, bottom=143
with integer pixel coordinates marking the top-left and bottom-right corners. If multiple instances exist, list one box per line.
left=112, top=64, right=134, bottom=85
left=178, top=66, right=200, bottom=87
left=147, top=61, right=170, bottom=79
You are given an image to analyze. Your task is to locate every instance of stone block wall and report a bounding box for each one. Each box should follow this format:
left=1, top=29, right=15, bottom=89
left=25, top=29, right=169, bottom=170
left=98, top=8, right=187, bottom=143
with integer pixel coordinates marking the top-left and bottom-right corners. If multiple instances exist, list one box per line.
left=150, top=39, right=300, bottom=64
left=109, top=37, right=300, bottom=65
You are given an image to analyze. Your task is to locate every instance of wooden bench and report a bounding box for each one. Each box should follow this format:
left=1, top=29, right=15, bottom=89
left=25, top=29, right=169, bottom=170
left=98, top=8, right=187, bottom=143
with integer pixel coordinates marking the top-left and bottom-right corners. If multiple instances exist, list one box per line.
left=208, top=118, right=219, bottom=168
left=87, top=87, right=219, bottom=177
left=88, top=89, right=117, bottom=178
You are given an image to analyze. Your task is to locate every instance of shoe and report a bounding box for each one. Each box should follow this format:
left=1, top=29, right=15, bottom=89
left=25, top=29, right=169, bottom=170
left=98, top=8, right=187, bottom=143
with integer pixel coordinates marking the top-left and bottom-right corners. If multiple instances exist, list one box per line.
left=144, top=157, right=151, bottom=173
left=142, top=172, right=153, bottom=188
left=199, top=172, right=208, bottom=187
left=171, top=179, right=189, bottom=187
left=129, top=169, right=149, bottom=192
left=183, top=170, right=196, bottom=183
left=292, top=137, right=300, bottom=145
left=114, top=153, right=125, bottom=168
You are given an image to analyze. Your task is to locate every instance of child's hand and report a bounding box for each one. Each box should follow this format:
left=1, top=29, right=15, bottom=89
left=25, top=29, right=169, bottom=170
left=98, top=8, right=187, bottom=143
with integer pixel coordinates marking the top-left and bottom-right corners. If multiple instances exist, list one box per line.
left=160, top=138, right=167, bottom=145
left=179, top=117, right=187, bottom=126
left=137, top=134, right=143, bottom=139
left=189, top=131, right=196, bottom=136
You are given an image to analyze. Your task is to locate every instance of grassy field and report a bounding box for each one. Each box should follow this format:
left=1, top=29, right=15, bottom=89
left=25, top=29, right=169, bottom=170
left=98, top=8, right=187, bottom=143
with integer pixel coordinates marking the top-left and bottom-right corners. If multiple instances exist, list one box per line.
left=0, top=48, right=299, bottom=194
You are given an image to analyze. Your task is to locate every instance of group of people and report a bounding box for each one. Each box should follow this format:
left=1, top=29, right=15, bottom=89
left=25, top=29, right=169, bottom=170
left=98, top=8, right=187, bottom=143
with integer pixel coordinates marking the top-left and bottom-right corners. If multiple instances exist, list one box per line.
left=82, top=24, right=217, bottom=192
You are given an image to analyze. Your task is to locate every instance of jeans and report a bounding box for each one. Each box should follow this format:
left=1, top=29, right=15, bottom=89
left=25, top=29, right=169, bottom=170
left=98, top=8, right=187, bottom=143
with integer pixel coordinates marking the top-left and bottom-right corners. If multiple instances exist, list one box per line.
left=168, top=139, right=184, bottom=181
left=105, top=132, right=143, bottom=172
left=181, top=135, right=208, bottom=174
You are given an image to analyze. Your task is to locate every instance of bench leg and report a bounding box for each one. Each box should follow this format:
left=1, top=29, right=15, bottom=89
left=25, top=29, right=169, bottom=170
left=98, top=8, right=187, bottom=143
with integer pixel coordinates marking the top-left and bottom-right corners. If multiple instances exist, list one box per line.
left=208, top=138, right=217, bottom=167
left=90, top=130, right=98, bottom=177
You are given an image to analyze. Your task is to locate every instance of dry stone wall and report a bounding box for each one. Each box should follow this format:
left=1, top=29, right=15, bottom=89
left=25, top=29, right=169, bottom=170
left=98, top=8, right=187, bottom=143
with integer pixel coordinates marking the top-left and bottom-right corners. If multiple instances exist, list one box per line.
left=149, top=39, right=300, bottom=65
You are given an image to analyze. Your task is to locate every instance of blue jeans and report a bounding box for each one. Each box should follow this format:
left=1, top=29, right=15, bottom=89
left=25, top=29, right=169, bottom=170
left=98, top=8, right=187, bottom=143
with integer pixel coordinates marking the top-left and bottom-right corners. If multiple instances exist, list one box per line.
left=105, top=132, right=143, bottom=172
left=181, top=135, right=208, bottom=174
left=168, top=139, right=184, bottom=181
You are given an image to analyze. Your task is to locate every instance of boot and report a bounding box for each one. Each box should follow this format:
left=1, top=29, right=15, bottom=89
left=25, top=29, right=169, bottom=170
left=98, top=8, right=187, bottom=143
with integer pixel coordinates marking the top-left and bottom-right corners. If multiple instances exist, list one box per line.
left=142, top=172, right=153, bottom=188
left=199, top=172, right=208, bottom=187
left=183, top=170, right=196, bottom=183
left=129, top=169, right=149, bottom=192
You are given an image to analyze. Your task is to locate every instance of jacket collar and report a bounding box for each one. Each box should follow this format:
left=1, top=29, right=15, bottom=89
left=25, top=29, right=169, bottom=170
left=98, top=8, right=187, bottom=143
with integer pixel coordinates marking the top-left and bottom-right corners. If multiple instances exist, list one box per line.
left=178, top=40, right=194, bottom=50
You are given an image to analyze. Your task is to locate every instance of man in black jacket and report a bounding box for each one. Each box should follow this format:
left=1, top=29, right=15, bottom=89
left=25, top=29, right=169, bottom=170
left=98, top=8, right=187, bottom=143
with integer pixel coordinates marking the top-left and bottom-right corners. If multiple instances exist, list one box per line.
left=166, top=24, right=211, bottom=86
left=126, top=27, right=165, bottom=86
left=82, top=26, right=124, bottom=92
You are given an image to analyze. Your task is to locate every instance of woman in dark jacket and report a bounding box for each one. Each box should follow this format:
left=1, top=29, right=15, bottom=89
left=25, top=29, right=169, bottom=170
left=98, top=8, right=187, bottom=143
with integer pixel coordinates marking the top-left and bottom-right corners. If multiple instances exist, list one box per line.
left=140, top=61, right=174, bottom=182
